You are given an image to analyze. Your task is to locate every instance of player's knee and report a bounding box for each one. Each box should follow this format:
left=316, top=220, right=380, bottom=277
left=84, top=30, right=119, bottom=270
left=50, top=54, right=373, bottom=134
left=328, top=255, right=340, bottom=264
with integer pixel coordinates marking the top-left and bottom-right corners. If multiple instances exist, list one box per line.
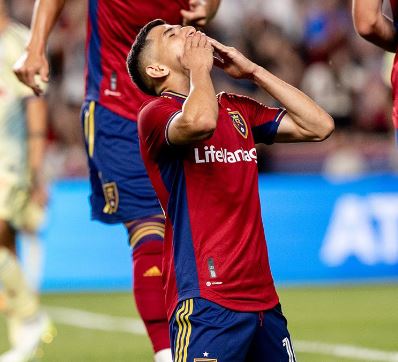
left=125, top=214, right=165, bottom=251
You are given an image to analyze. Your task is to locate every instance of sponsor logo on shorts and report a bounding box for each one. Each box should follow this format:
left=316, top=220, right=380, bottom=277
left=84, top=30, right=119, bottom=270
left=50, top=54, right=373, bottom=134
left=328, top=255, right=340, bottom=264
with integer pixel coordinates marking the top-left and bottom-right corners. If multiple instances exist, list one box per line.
left=229, top=111, right=248, bottom=138
left=194, top=145, right=257, bottom=164
left=102, top=182, right=119, bottom=214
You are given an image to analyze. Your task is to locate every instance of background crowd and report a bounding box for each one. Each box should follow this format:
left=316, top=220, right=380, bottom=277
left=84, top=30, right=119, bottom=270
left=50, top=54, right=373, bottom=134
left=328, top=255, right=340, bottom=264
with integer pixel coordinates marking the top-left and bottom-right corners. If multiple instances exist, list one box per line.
left=9, top=0, right=398, bottom=179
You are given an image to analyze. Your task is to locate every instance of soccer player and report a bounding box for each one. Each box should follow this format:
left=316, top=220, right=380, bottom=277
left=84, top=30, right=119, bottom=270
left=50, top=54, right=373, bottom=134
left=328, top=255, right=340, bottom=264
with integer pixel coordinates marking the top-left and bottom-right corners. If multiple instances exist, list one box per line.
left=127, top=20, right=334, bottom=361
left=352, top=0, right=398, bottom=141
left=13, top=1, right=220, bottom=361
left=0, top=1, right=54, bottom=361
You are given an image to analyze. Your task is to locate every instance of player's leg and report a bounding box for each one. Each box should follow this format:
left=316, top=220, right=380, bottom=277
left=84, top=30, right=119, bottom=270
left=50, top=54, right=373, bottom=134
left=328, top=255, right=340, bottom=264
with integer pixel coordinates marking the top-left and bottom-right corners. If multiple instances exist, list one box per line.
left=170, top=298, right=257, bottom=362
left=81, top=101, right=170, bottom=361
left=126, top=217, right=171, bottom=361
left=0, top=221, right=53, bottom=362
left=0, top=185, right=54, bottom=361
left=245, top=303, right=297, bottom=362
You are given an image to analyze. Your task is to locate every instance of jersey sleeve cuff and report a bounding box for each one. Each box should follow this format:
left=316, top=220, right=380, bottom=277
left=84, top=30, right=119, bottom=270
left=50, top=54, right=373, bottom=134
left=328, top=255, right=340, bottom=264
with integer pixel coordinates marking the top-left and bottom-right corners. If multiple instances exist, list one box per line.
left=165, top=110, right=182, bottom=146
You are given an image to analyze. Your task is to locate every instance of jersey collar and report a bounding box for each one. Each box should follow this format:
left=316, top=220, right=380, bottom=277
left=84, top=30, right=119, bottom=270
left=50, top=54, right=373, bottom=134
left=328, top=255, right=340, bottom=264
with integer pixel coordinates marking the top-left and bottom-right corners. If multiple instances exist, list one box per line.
left=161, top=91, right=187, bottom=104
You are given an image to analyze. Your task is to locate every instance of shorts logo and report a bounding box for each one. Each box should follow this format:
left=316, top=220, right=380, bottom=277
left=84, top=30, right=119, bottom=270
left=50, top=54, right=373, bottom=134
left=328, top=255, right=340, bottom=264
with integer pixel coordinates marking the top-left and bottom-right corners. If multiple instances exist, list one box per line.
left=229, top=111, right=248, bottom=139
left=102, top=182, right=119, bottom=214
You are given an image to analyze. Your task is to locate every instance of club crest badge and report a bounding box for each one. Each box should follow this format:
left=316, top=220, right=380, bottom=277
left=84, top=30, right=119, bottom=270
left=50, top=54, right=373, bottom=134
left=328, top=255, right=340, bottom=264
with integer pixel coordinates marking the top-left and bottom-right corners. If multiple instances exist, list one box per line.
left=229, top=111, right=248, bottom=139
left=102, top=182, right=119, bottom=214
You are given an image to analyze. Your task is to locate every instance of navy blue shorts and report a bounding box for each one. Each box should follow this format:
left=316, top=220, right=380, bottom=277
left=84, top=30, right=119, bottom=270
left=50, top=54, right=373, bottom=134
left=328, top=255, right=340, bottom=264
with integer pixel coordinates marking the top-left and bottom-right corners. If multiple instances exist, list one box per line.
left=81, top=101, right=162, bottom=224
left=170, top=298, right=297, bottom=362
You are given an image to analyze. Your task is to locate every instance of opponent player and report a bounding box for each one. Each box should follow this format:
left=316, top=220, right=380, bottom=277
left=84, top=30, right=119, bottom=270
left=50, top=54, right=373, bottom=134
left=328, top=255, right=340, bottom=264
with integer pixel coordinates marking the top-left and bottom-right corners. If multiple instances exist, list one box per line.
left=14, top=1, right=220, bottom=361
left=0, top=1, right=54, bottom=361
left=127, top=20, right=334, bottom=361
left=352, top=0, right=398, bottom=141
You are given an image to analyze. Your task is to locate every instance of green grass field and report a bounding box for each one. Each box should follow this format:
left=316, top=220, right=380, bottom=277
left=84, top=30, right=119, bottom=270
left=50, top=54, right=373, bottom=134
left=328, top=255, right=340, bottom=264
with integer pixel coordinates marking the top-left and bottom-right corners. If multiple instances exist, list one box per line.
left=1, top=284, right=397, bottom=361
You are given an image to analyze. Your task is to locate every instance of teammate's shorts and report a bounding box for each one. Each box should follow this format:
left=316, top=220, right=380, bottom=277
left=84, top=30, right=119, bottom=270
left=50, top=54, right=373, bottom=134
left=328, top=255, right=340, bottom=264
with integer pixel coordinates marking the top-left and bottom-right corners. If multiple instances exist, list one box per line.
left=0, top=171, right=45, bottom=232
left=170, top=298, right=297, bottom=362
left=81, top=101, right=162, bottom=224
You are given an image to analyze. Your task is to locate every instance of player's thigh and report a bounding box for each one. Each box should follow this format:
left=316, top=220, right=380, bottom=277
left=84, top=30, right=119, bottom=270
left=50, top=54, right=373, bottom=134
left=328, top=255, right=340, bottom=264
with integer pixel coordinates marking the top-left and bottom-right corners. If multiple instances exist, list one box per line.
left=81, top=101, right=161, bottom=223
left=170, top=298, right=257, bottom=362
left=246, top=304, right=297, bottom=362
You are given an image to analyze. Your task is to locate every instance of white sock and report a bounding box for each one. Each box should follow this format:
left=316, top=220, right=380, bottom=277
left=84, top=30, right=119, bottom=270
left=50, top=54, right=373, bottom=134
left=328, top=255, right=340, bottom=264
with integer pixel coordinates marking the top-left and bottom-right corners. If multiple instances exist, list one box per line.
left=154, top=348, right=173, bottom=362
left=0, top=247, right=39, bottom=319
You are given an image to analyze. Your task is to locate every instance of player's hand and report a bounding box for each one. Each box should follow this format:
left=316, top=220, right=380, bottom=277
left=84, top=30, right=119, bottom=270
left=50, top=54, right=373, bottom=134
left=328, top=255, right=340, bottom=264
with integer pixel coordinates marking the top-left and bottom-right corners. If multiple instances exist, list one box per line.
left=208, top=37, right=258, bottom=79
left=181, top=0, right=210, bottom=27
left=13, top=51, right=49, bottom=96
left=180, top=31, right=214, bottom=73
left=30, top=181, right=48, bottom=208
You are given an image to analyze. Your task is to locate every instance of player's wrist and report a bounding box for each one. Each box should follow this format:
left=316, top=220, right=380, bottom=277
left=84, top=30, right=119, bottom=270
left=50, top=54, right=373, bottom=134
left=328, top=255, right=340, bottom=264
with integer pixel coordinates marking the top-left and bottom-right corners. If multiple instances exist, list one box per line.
left=26, top=40, right=46, bottom=55
left=247, top=63, right=262, bottom=81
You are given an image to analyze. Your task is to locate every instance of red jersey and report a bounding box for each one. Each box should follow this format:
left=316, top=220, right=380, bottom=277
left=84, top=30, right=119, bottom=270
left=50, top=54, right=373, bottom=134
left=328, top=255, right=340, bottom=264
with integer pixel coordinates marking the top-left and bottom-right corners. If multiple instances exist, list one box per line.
left=138, top=91, right=286, bottom=319
left=85, top=0, right=189, bottom=120
left=390, top=0, right=398, bottom=128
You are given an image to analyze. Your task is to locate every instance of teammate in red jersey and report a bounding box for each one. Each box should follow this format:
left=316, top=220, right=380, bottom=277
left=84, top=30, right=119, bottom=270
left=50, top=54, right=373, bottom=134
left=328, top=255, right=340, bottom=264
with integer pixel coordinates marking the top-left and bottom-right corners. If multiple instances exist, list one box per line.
left=353, top=0, right=398, bottom=141
left=127, top=20, right=334, bottom=361
left=13, top=1, right=220, bottom=361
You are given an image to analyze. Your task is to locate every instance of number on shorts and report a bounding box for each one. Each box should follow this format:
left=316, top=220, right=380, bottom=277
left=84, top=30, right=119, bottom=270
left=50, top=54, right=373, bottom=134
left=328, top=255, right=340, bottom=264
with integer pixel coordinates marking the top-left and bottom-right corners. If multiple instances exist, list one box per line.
left=282, top=337, right=296, bottom=362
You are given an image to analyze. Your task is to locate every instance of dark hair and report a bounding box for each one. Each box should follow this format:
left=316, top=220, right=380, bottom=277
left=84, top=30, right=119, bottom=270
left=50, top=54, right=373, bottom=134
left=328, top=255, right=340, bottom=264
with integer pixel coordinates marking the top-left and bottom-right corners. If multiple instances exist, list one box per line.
left=126, top=19, right=166, bottom=96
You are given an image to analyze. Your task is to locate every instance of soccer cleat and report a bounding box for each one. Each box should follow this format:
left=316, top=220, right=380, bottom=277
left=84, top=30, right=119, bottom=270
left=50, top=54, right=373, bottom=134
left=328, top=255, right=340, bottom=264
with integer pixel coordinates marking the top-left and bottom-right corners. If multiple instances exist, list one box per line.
left=0, top=311, right=56, bottom=362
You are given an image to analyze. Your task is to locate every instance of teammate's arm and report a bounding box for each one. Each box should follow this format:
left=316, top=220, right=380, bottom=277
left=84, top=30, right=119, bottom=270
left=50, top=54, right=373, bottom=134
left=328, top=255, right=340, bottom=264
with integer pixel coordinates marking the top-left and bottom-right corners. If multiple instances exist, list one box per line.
left=13, top=0, right=66, bottom=95
left=181, top=0, right=221, bottom=27
left=209, top=37, right=334, bottom=143
left=167, top=32, right=219, bottom=145
left=25, top=96, right=48, bottom=208
left=352, top=0, right=398, bottom=53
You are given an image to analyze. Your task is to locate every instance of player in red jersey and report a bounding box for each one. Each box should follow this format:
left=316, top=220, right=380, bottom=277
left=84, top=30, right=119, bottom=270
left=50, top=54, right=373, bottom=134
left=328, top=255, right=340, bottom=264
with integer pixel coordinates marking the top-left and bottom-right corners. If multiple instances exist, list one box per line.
left=14, top=1, right=220, bottom=361
left=127, top=19, right=334, bottom=361
left=353, top=0, right=398, bottom=141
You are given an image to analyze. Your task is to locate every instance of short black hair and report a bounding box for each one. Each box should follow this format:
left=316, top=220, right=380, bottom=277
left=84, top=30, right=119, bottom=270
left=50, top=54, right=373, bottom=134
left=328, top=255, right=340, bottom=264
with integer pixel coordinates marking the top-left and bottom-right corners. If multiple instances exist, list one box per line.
left=126, top=19, right=167, bottom=96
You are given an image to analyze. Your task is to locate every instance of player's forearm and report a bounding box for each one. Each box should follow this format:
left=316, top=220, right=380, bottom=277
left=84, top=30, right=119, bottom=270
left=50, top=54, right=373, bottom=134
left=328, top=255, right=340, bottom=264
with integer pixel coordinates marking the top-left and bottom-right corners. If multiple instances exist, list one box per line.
left=26, top=97, right=48, bottom=177
left=353, top=0, right=398, bottom=52
left=181, top=67, right=219, bottom=138
left=27, top=0, right=66, bottom=54
left=253, top=66, right=334, bottom=141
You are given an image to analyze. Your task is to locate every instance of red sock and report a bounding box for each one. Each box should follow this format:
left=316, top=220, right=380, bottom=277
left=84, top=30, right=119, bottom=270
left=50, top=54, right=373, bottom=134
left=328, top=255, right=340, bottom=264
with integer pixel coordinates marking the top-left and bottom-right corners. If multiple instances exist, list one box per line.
left=132, top=240, right=169, bottom=353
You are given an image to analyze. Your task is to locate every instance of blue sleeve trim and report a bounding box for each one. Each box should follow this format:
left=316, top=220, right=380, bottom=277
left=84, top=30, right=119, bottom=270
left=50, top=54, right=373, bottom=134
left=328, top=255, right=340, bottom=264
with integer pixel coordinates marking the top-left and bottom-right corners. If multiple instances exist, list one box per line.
left=165, top=110, right=183, bottom=146
left=252, top=109, right=287, bottom=145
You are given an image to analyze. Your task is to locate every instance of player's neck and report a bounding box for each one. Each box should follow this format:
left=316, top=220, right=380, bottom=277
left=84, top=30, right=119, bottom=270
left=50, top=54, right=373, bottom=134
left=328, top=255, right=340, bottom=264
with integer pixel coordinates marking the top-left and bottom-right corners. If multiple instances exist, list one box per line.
left=160, top=73, right=190, bottom=98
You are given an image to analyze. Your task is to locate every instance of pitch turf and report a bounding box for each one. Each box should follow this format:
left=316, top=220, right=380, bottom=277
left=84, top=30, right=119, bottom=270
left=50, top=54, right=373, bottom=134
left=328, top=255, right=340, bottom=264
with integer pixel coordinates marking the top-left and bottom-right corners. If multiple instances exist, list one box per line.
left=0, top=284, right=397, bottom=361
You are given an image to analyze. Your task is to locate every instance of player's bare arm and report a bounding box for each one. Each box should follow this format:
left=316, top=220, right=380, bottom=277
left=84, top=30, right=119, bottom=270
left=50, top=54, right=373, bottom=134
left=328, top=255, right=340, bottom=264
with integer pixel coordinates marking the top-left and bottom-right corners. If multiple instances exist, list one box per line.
left=209, top=37, right=334, bottom=143
left=13, top=0, right=66, bottom=95
left=25, top=96, right=48, bottom=223
left=181, top=0, right=221, bottom=27
left=167, top=31, right=219, bottom=145
left=352, top=0, right=398, bottom=53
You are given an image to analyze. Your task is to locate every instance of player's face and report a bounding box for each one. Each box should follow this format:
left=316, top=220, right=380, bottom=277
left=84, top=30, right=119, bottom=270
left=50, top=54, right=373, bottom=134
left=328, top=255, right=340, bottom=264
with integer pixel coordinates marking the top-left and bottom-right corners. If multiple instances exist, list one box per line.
left=148, top=24, right=197, bottom=71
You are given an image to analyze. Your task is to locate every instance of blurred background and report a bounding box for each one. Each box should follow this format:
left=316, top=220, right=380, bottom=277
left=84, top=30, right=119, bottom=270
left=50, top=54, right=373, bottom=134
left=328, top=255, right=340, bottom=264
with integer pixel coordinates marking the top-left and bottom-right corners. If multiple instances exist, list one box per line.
left=1, top=0, right=398, bottom=361
left=8, top=0, right=398, bottom=178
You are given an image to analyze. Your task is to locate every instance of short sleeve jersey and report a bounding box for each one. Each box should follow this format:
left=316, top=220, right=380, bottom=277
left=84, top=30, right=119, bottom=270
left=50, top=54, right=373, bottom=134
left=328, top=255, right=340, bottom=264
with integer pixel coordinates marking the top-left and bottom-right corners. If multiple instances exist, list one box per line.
left=0, top=22, right=36, bottom=172
left=86, top=0, right=189, bottom=120
left=138, top=91, right=286, bottom=319
left=390, top=0, right=398, bottom=128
